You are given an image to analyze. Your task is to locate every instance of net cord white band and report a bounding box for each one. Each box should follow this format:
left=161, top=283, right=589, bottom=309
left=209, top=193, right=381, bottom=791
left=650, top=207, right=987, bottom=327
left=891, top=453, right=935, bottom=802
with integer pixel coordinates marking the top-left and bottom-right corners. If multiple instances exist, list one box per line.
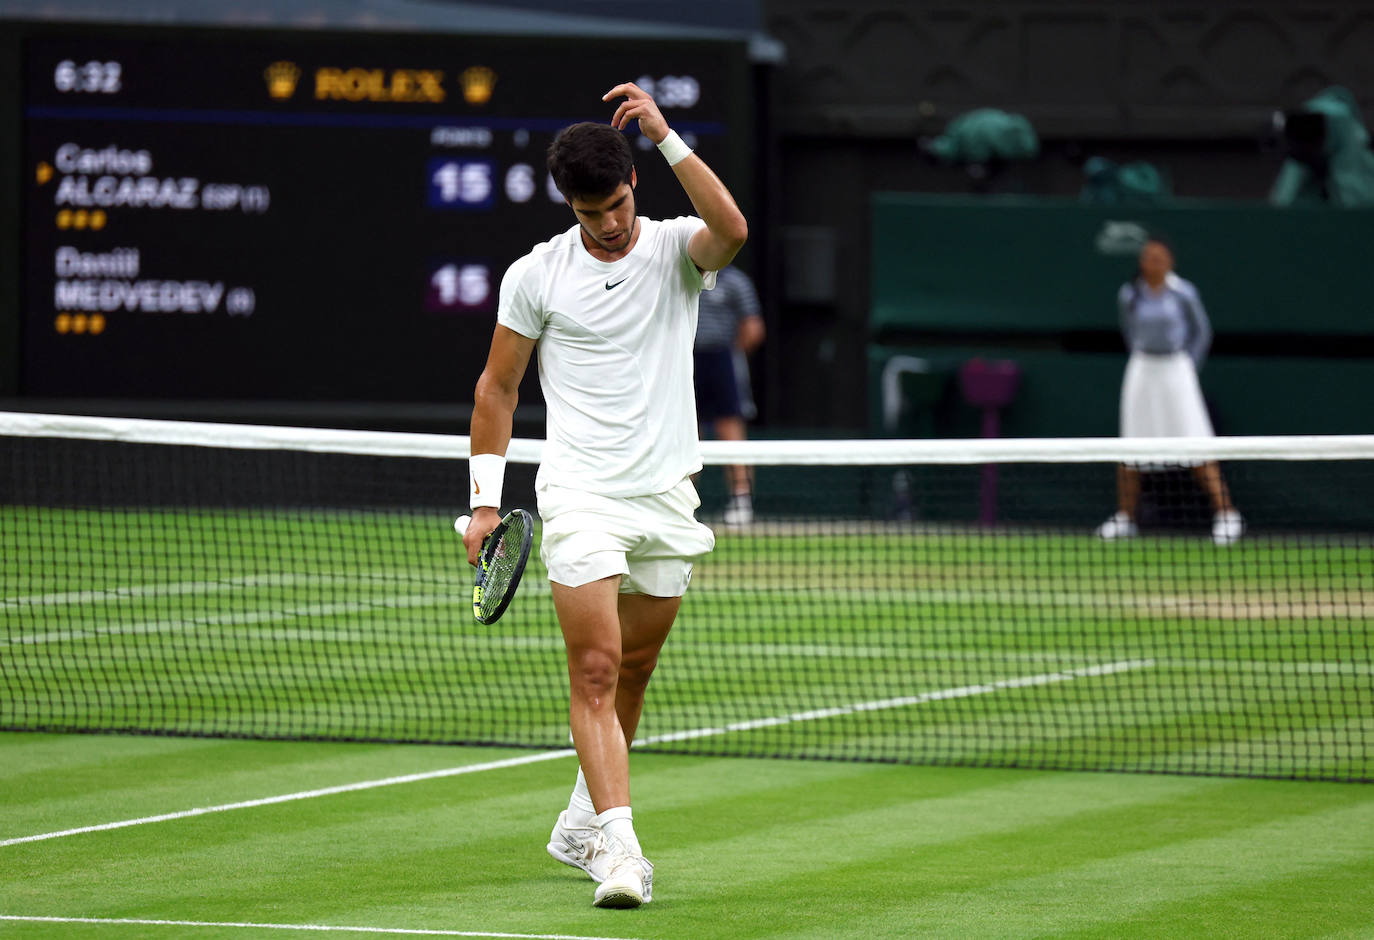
left=2, top=411, right=1372, bottom=465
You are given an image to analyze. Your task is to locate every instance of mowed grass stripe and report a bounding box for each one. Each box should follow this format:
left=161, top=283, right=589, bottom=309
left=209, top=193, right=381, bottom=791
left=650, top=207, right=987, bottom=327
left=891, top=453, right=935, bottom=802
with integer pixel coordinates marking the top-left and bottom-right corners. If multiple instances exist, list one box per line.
left=11, top=623, right=1369, bottom=683
left=743, top=800, right=1374, bottom=938
left=1061, top=856, right=1374, bottom=940
left=1, top=741, right=634, bottom=937
left=642, top=764, right=1374, bottom=938
left=4, top=735, right=1374, bottom=937
left=9, top=634, right=1367, bottom=778
left=859, top=799, right=1374, bottom=938
left=653, top=761, right=1374, bottom=936
left=14, top=580, right=1372, bottom=628
left=13, top=579, right=1365, bottom=671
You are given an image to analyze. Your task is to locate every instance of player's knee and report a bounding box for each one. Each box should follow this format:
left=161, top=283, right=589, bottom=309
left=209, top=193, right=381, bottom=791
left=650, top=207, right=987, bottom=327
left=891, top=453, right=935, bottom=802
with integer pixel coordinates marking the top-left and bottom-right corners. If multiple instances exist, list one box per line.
left=619, top=650, right=660, bottom=692
left=569, top=647, right=621, bottom=699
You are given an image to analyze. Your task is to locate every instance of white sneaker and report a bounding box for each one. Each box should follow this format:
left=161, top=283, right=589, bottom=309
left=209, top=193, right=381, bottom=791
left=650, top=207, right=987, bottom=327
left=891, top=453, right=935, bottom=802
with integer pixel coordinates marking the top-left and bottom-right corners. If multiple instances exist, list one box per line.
left=1096, top=511, right=1138, bottom=541
left=723, top=493, right=753, bottom=527
left=546, top=811, right=611, bottom=882
left=1212, top=509, right=1245, bottom=546
left=592, top=840, right=653, bottom=908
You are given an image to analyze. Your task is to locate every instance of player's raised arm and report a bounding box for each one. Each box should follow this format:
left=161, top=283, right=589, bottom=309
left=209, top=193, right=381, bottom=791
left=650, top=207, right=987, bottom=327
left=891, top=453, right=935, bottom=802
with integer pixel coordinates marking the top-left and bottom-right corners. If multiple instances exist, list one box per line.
left=603, top=82, right=747, bottom=272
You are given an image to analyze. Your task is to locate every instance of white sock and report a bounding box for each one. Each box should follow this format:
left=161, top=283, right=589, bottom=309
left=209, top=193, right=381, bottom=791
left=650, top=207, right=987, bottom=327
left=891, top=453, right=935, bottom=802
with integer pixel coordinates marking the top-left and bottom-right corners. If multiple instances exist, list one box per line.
left=594, top=806, right=641, bottom=856
left=566, top=768, right=596, bottom=828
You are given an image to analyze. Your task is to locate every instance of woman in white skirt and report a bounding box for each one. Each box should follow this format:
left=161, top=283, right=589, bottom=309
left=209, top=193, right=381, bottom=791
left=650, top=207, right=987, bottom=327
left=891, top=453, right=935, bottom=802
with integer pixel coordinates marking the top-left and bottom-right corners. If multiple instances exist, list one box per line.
left=1097, top=237, right=1245, bottom=545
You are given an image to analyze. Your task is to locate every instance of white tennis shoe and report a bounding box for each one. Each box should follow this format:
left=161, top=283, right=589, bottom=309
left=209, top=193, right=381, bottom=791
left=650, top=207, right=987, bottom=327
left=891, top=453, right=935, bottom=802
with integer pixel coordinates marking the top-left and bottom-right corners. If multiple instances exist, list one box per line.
left=546, top=811, right=611, bottom=882
left=1212, top=509, right=1245, bottom=546
left=1096, top=511, right=1138, bottom=541
left=592, top=840, right=653, bottom=908
left=723, top=492, right=754, bottom=527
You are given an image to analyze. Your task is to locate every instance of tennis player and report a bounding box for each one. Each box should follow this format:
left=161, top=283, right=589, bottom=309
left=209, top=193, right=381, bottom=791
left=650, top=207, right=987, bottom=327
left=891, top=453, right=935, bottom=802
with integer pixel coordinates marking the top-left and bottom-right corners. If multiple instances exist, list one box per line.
left=463, top=83, right=747, bottom=908
left=1097, top=236, right=1244, bottom=545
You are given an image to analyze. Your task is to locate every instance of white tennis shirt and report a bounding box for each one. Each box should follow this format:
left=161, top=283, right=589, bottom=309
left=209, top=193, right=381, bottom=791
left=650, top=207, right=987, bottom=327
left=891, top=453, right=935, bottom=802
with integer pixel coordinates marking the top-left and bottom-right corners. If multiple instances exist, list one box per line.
left=497, top=216, right=717, bottom=497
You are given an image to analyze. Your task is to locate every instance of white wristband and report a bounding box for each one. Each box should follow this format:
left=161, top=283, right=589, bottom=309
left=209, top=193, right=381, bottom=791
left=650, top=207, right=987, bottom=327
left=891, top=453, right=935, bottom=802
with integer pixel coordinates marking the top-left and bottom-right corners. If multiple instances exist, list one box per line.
left=656, top=129, right=692, bottom=167
left=468, top=453, right=505, bottom=510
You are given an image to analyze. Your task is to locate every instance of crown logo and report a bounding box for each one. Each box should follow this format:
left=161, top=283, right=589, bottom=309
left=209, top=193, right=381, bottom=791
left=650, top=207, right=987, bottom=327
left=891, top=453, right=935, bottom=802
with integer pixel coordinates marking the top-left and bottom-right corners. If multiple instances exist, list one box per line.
left=460, top=66, right=496, bottom=105
left=264, top=61, right=302, bottom=100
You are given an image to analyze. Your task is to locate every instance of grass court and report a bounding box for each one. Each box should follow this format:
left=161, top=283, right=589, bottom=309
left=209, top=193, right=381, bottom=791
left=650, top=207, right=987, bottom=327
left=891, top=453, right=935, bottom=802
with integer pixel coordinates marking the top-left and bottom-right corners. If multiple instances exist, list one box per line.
left=4, top=506, right=1373, bottom=936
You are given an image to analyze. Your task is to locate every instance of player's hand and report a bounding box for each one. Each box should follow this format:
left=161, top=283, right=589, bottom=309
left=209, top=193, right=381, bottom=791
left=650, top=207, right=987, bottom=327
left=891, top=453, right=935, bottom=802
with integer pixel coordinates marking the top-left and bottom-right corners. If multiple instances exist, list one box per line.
left=461, top=506, right=502, bottom=567
left=603, top=82, right=670, bottom=144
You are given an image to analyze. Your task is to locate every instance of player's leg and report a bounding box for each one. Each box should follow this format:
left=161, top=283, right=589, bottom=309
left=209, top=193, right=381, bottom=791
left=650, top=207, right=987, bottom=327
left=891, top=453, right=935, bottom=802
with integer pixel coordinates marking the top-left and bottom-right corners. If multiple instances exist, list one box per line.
left=552, top=576, right=630, bottom=813
left=562, top=591, right=681, bottom=908
left=548, top=589, right=680, bottom=811
left=549, top=575, right=652, bottom=907
left=552, top=592, right=676, bottom=867
left=615, top=592, right=681, bottom=744
left=550, top=485, right=708, bottom=906
left=588, top=497, right=709, bottom=907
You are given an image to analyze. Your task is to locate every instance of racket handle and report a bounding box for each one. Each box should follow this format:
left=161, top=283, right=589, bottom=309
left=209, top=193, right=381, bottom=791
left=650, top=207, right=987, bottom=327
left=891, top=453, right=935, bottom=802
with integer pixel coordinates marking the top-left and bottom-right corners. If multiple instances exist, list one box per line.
left=454, top=514, right=471, bottom=535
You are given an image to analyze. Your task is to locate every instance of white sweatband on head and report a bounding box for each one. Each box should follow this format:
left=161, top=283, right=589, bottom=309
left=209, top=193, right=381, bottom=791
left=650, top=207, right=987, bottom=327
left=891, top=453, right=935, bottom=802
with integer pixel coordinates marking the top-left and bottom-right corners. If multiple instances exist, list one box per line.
left=468, top=453, right=505, bottom=509
left=656, top=129, right=693, bottom=167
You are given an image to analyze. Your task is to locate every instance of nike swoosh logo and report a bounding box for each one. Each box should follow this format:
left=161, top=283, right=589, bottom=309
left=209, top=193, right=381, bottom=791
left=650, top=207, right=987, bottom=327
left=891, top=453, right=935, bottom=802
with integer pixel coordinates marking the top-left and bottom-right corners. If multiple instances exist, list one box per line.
left=605, top=278, right=629, bottom=290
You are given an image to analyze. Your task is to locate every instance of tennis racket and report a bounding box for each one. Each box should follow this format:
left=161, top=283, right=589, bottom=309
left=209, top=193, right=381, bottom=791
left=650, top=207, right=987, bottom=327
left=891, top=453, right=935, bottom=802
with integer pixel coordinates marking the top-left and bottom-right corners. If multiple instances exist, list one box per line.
left=454, top=509, right=533, bottom=624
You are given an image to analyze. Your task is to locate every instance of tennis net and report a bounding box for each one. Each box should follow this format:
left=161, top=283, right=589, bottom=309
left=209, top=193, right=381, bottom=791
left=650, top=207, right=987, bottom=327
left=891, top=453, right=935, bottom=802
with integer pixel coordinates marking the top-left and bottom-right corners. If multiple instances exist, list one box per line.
left=3, top=411, right=1371, bottom=782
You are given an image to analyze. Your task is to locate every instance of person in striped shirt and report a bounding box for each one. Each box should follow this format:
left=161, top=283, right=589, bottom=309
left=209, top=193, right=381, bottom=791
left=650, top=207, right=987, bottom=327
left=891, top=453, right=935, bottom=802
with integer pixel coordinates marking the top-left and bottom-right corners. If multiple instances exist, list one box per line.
left=693, top=265, right=765, bottom=526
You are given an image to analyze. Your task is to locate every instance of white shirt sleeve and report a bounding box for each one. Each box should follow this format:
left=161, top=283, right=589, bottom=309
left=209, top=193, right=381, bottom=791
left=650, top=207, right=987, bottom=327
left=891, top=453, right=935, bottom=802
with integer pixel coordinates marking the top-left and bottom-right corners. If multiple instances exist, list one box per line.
left=495, top=253, right=545, bottom=340
left=664, top=216, right=717, bottom=292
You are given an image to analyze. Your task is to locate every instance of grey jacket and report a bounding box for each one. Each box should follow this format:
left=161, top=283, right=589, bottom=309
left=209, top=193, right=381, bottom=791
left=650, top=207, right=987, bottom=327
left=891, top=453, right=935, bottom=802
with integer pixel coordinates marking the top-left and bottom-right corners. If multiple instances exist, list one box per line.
left=1117, top=272, right=1212, bottom=369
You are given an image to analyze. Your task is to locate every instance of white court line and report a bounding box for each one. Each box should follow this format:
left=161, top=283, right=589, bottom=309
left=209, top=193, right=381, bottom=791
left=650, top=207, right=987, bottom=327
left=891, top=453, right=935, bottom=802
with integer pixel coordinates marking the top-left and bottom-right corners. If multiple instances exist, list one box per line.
left=1, top=573, right=447, bottom=609
left=0, top=916, right=639, bottom=939
left=5, top=594, right=460, bottom=646
left=0, top=750, right=575, bottom=847
left=0, top=658, right=1153, bottom=848
left=644, top=659, right=1154, bottom=743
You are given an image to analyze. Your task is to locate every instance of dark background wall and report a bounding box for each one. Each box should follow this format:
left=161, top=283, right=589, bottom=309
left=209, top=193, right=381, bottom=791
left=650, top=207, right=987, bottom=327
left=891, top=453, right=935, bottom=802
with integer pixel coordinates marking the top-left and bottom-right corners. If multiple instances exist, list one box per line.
left=5, top=0, right=1374, bottom=435
left=757, top=1, right=1374, bottom=430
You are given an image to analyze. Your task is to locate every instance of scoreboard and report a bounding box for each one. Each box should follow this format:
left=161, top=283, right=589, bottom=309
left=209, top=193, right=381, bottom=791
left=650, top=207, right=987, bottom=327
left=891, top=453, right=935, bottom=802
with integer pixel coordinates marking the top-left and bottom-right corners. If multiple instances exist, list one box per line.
left=10, top=22, right=753, bottom=405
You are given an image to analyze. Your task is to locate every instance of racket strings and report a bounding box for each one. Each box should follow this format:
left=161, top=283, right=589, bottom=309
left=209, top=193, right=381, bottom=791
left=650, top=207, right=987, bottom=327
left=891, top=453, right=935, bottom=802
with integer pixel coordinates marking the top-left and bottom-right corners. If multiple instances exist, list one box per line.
left=478, top=514, right=529, bottom=613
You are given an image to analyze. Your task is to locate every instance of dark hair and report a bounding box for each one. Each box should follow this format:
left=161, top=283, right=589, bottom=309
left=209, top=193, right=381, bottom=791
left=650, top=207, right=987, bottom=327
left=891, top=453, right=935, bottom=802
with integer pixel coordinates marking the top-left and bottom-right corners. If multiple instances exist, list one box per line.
left=1129, top=233, right=1175, bottom=312
left=1134, top=232, right=1174, bottom=278
left=547, top=123, right=634, bottom=200
left=1142, top=232, right=1174, bottom=255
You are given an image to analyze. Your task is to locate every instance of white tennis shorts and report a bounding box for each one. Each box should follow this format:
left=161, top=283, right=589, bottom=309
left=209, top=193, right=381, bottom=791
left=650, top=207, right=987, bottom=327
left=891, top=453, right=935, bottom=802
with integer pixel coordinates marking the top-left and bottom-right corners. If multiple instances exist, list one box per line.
left=536, top=476, right=716, bottom=596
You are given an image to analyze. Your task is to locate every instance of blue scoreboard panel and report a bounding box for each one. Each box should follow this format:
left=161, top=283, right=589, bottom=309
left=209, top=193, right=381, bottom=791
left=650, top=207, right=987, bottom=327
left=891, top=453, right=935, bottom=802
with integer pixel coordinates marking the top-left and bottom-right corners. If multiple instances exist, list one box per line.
left=14, top=23, right=751, bottom=402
